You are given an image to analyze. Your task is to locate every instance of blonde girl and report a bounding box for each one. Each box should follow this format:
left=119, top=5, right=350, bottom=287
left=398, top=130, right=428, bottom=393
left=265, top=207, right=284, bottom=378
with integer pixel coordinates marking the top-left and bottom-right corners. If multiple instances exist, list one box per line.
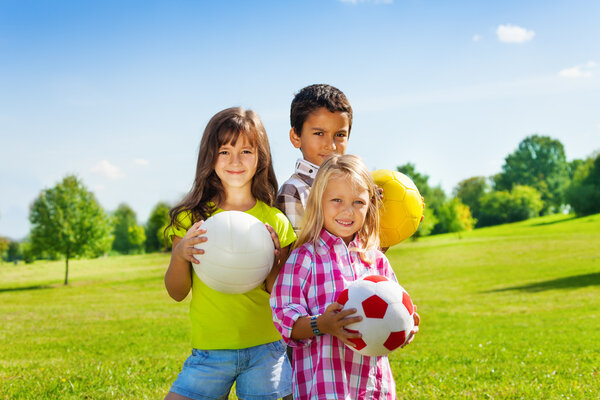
left=271, top=154, right=419, bottom=400
left=164, top=107, right=295, bottom=400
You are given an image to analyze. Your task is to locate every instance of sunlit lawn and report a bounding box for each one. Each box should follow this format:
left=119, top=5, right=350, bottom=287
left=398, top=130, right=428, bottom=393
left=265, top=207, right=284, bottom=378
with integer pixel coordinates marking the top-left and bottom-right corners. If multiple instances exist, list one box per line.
left=1, top=213, right=599, bottom=399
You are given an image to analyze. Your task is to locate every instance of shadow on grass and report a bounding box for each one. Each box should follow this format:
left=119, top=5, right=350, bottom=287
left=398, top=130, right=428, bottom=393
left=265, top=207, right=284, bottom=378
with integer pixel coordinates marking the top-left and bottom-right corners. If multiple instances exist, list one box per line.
left=486, top=272, right=600, bottom=293
left=0, top=284, right=54, bottom=293
left=530, top=216, right=578, bottom=227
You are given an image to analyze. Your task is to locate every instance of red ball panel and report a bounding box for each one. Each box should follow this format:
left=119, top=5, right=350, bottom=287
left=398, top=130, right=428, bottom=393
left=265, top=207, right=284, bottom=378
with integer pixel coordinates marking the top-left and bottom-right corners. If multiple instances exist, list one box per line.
left=364, top=275, right=388, bottom=283
left=362, top=295, right=388, bottom=319
left=336, top=289, right=349, bottom=306
left=346, top=329, right=367, bottom=351
left=402, top=291, right=414, bottom=315
left=384, top=331, right=406, bottom=351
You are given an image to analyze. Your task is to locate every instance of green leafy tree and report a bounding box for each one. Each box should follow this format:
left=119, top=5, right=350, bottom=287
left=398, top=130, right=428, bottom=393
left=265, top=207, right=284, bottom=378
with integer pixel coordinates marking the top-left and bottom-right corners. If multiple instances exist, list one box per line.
left=453, top=176, right=489, bottom=224
left=396, top=163, right=447, bottom=236
left=437, top=198, right=476, bottom=235
left=145, top=202, right=171, bottom=252
left=29, top=175, right=113, bottom=284
left=478, top=185, right=543, bottom=227
left=6, top=240, right=21, bottom=262
left=112, top=203, right=146, bottom=254
left=0, top=236, right=9, bottom=261
left=566, top=153, right=600, bottom=216
left=494, top=135, right=569, bottom=214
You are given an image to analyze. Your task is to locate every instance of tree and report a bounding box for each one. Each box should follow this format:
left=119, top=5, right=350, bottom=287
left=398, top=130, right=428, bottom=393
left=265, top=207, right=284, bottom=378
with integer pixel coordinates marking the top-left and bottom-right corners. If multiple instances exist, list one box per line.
left=29, top=175, right=112, bottom=284
left=396, top=163, right=447, bottom=236
left=112, top=203, right=146, bottom=254
left=145, top=202, right=171, bottom=252
left=0, top=236, right=9, bottom=261
left=453, top=176, right=489, bottom=224
left=436, top=198, right=476, bottom=235
left=494, top=135, right=570, bottom=214
left=477, top=185, right=543, bottom=227
left=566, top=153, right=600, bottom=216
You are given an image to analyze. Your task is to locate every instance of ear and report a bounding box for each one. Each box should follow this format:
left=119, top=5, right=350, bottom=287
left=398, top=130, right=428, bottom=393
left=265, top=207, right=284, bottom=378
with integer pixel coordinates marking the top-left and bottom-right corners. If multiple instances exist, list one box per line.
left=289, top=128, right=302, bottom=149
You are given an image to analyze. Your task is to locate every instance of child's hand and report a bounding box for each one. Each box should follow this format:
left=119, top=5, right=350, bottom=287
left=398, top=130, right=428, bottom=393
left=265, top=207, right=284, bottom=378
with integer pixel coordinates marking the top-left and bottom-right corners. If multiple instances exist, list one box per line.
left=318, top=302, right=363, bottom=348
left=173, top=220, right=207, bottom=264
left=265, top=223, right=281, bottom=260
left=401, top=305, right=420, bottom=348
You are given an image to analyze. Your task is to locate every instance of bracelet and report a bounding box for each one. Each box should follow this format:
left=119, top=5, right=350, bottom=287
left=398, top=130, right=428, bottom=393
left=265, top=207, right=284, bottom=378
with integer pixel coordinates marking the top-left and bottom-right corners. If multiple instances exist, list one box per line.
left=310, top=315, right=323, bottom=336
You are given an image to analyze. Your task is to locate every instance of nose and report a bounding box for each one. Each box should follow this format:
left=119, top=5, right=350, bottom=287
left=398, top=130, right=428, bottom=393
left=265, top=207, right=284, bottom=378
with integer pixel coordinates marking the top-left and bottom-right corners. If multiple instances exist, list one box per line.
left=231, top=152, right=241, bottom=165
left=324, top=136, right=337, bottom=151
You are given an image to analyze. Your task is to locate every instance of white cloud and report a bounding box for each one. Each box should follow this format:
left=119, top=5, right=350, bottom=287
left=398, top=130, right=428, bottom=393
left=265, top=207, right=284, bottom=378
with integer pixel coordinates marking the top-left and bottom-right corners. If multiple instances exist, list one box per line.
left=133, top=158, right=149, bottom=166
left=559, top=61, right=597, bottom=79
left=339, top=0, right=392, bottom=4
left=472, top=34, right=482, bottom=42
left=91, top=160, right=124, bottom=180
left=496, top=24, right=535, bottom=43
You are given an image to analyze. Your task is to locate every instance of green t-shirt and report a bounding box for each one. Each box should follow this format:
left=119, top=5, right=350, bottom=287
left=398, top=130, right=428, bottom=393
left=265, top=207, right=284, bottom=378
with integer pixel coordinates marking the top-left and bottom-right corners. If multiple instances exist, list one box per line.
left=167, top=200, right=296, bottom=349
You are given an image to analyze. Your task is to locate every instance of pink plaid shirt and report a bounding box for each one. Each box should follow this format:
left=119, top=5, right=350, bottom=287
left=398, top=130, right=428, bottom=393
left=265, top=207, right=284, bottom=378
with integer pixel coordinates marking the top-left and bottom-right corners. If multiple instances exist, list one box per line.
left=270, top=229, right=398, bottom=400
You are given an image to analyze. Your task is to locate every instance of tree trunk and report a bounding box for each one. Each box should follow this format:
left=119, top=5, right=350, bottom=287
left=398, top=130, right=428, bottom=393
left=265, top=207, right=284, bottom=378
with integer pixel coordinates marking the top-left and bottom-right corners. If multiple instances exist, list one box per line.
left=64, top=249, right=69, bottom=285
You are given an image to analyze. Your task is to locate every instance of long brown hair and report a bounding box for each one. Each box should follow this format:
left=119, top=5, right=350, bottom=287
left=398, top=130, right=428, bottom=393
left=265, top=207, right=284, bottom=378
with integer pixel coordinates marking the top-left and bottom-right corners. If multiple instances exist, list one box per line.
left=295, top=154, right=381, bottom=259
left=167, top=107, right=278, bottom=230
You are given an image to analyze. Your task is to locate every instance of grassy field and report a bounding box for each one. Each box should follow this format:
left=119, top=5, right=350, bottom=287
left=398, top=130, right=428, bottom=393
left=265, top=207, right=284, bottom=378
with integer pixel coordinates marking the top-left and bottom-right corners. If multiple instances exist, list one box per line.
left=1, top=213, right=598, bottom=399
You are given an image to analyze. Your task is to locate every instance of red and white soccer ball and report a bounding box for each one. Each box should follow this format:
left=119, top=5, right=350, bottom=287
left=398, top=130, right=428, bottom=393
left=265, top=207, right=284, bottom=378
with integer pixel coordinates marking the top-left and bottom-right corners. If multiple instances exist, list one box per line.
left=336, top=275, right=415, bottom=357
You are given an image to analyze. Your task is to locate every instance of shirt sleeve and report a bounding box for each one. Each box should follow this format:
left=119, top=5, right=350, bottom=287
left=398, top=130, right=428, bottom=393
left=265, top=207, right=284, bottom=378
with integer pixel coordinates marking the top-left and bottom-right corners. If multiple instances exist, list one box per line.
left=164, top=210, right=192, bottom=240
left=270, top=246, right=314, bottom=347
left=275, top=187, right=305, bottom=236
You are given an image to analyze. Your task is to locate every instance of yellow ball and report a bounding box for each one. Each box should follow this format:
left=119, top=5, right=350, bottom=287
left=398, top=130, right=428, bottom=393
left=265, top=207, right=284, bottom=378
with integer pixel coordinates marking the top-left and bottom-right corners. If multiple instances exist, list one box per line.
left=371, top=169, right=424, bottom=247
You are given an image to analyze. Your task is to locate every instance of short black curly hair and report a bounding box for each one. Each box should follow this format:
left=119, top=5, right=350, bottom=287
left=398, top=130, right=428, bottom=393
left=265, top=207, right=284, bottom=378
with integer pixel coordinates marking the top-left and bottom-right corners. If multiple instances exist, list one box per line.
left=290, top=84, right=353, bottom=136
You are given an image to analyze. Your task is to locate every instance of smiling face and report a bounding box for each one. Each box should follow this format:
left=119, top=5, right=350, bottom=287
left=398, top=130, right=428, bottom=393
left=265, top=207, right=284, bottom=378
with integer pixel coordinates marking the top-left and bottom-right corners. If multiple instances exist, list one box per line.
left=214, top=134, right=258, bottom=192
left=321, top=174, right=370, bottom=245
left=290, top=107, right=350, bottom=166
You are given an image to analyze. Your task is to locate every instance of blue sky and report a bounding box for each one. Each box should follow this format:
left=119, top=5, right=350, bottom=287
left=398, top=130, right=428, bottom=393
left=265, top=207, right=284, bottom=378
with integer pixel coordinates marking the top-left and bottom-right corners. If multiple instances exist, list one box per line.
left=1, top=0, right=599, bottom=239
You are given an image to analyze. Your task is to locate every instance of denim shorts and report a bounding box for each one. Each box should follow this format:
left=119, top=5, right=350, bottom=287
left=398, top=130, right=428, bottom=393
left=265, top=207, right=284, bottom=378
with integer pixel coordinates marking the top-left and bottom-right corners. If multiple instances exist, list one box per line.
left=169, top=340, right=292, bottom=400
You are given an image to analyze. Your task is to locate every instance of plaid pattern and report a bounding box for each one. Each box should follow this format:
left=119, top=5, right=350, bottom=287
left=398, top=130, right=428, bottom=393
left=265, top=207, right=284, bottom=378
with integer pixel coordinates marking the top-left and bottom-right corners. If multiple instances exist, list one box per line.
left=275, top=158, right=319, bottom=235
left=270, top=229, right=398, bottom=400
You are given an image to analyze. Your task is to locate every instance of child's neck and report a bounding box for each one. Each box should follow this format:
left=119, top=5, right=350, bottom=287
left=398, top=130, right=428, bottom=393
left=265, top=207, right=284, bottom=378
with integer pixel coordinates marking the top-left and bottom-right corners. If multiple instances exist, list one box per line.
left=218, top=187, right=256, bottom=212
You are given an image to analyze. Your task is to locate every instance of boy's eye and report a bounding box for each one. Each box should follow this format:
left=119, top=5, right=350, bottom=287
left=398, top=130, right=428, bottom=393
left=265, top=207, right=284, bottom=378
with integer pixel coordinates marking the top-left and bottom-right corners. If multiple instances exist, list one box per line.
left=335, top=132, right=348, bottom=138
left=313, top=131, right=324, bottom=136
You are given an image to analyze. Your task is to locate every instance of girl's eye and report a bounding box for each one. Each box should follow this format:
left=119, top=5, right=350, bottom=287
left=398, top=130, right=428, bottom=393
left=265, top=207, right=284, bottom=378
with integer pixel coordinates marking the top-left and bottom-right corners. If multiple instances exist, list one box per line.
left=242, top=150, right=253, bottom=154
left=219, top=150, right=229, bottom=155
left=354, top=200, right=365, bottom=205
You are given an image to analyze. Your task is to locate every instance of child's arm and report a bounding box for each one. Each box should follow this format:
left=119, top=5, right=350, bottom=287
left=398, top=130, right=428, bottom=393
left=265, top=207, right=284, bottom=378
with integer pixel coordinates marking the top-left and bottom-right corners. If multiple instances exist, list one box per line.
left=291, top=302, right=363, bottom=348
left=164, top=221, right=207, bottom=302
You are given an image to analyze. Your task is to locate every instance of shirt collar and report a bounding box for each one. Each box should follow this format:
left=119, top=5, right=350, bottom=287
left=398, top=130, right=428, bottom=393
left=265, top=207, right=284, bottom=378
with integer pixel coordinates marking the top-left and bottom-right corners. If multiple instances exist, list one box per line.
left=295, top=158, right=319, bottom=182
left=318, top=228, right=361, bottom=252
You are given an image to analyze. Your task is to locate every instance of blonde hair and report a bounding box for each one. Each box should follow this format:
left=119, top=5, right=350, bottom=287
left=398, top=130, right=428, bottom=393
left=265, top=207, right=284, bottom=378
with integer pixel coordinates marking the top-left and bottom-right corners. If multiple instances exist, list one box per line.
left=295, top=154, right=381, bottom=260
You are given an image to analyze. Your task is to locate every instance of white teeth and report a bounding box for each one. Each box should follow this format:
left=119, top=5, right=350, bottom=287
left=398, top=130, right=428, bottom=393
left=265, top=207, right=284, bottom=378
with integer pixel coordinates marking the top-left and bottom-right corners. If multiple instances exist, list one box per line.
left=336, top=220, right=352, bottom=226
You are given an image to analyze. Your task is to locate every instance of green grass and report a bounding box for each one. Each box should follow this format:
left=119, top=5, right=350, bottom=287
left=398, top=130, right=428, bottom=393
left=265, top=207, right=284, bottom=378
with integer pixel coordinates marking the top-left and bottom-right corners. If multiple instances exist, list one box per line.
left=1, top=213, right=599, bottom=399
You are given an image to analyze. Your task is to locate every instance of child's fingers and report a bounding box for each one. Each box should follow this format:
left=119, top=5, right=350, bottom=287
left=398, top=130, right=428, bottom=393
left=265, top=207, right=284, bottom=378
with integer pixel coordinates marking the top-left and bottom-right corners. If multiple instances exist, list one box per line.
left=265, top=223, right=281, bottom=250
left=325, top=302, right=344, bottom=313
left=186, top=247, right=205, bottom=264
left=413, top=310, right=420, bottom=326
left=339, top=315, right=362, bottom=326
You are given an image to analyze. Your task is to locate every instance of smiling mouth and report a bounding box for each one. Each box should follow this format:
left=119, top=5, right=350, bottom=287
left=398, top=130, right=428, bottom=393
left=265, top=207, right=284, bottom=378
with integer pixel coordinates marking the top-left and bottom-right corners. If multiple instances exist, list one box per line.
left=227, top=170, right=245, bottom=174
left=336, top=219, right=353, bottom=227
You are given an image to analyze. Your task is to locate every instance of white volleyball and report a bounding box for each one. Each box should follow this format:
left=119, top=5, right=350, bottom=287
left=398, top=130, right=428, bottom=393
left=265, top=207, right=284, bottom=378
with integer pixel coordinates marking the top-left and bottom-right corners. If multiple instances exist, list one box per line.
left=193, top=210, right=274, bottom=294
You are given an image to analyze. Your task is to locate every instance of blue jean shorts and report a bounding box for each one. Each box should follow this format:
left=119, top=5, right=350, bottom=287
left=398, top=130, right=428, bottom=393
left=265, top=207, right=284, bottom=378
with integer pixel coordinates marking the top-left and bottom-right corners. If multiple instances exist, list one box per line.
left=169, top=340, right=292, bottom=400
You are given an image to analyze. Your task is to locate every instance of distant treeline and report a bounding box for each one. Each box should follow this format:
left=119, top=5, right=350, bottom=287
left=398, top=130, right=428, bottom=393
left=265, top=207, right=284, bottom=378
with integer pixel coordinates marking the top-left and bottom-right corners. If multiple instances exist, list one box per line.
left=1, top=134, right=599, bottom=274
left=401, top=134, right=600, bottom=238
